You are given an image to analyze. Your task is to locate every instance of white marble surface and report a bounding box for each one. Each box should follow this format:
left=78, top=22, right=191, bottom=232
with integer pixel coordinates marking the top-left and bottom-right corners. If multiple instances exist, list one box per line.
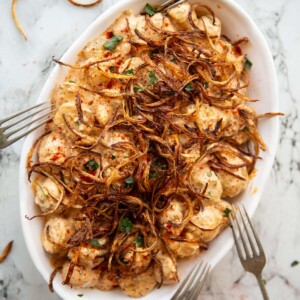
left=0, top=0, right=299, bottom=299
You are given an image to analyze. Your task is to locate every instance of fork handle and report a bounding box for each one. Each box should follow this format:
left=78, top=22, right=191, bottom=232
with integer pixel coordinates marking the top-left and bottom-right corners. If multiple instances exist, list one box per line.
left=255, top=273, right=269, bottom=300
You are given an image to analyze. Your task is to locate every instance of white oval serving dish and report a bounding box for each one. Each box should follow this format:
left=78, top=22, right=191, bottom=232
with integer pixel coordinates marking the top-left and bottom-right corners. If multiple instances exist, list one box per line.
left=19, top=0, right=279, bottom=299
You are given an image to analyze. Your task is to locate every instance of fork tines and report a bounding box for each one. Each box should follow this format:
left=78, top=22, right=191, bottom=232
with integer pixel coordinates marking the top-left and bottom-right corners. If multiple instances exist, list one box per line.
left=171, top=260, right=210, bottom=300
left=0, top=102, right=55, bottom=149
left=156, top=0, right=186, bottom=12
left=229, top=204, right=269, bottom=299
left=229, top=204, right=265, bottom=260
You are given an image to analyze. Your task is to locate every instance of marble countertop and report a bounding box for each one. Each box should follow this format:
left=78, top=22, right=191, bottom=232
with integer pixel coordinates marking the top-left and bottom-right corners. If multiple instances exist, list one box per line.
left=0, top=0, right=299, bottom=299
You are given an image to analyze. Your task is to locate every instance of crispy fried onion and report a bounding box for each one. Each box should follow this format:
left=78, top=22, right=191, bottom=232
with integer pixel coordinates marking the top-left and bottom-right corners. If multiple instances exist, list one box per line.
left=0, top=241, right=14, bottom=263
left=67, top=0, right=101, bottom=7
left=11, top=0, right=27, bottom=41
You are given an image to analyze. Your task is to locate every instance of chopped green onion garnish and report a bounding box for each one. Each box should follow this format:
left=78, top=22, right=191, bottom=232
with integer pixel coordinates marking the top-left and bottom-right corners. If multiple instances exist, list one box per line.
left=223, top=208, right=232, bottom=218
left=134, top=232, right=144, bottom=247
left=125, top=177, right=135, bottom=187
left=184, top=82, right=194, bottom=92
left=134, top=87, right=144, bottom=93
left=244, top=57, right=253, bottom=69
left=124, top=69, right=135, bottom=75
left=119, top=217, right=134, bottom=234
left=291, top=260, right=299, bottom=267
left=89, top=239, right=101, bottom=247
left=149, top=70, right=158, bottom=84
left=144, top=3, right=157, bottom=16
left=84, top=159, right=99, bottom=172
left=104, top=35, right=123, bottom=51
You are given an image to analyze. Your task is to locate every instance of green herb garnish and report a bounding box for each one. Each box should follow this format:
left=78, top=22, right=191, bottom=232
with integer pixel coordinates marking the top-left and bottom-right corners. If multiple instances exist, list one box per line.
left=223, top=208, right=232, bottom=218
left=89, top=239, right=101, bottom=247
left=291, top=260, right=299, bottom=267
left=154, top=159, right=167, bottom=170
left=111, top=154, right=116, bottom=160
left=84, top=159, right=99, bottom=172
left=244, top=57, right=253, bottom=69
left=109, top=66, right=115, bottom=72
left=149, top=171, right=158, bottom=179
left=119, top=217, right=134, bottom=234
left=184, top=82, right=194, bottom=92
left=120, top=257, right=129, bottom=264
left=69, top=80, right=76, bottom=83
left=104, top=35, right=123, bottom=51
left=149, top=70, right=158, bottom=84
left=185, top=83, right=194, bottom=92
left=77, top=294, right=84, bottom=298
left=149, top=49, right=160, bottom=58
left=207, top=172, right=212, bottom=177
left=144, top=3, right=157, bottom=16
left=134, top=232, right=144, bottom=247
left=134, top=87, right=145, bottom=93
left=204, top=82, right=209, bottom=89
left=124, top=69, right=135, bottom=75
left=125, top=177, right=135, bottom=188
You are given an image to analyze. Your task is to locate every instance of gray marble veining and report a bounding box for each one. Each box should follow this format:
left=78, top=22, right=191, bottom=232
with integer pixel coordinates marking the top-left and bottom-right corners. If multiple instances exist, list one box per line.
left=0, top=0, right=299, bottom=299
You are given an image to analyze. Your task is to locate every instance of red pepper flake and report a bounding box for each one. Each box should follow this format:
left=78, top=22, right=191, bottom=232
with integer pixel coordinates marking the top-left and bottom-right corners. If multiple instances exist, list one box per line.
left=121, top=27, right=129, bottom=33
left=104, top=52, right=112, bottom=58
left=52, top=135, right=57, bottom=141
left=51, top=154, right=61, bottom=161
left=66, top=229, right=70, bottom=234
left=165, top=223, right=171, bottom=230
left=79, top=174, right=94, bottom=183
left=164, top=23, right=169, bottom=27
left=107, top=79, right=115, bottom=89
left=106, top=31, right=114, bottom=39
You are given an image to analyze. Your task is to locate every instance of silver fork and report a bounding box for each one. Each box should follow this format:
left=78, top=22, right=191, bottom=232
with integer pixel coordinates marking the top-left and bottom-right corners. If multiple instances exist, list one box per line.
left=171, top=260, right=210, bottom=300
left=146, top=0, right=186, bottom=13
left=230, top=204, right=269, bottom=300
left=0, top=102, right=55, bottom=149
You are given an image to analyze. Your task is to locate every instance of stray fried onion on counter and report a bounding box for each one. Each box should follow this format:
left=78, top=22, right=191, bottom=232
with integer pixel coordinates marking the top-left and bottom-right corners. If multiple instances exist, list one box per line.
left=11, top=0, right=101, bottom=41
left=11, top=0, right=27, bottom=41
left=0, top=241, right=14, bottom=263
left=67, top=0, right=102, bottom=7
left=26, top=2, right=282, bottom=298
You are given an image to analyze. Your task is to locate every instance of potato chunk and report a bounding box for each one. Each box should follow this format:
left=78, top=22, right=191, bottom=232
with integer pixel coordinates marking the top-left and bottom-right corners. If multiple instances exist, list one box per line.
left=35, top=178, right=62, bottom=212
left=61, top=261, right=99, bottom=288
left=41, top=217, right=75, bottom=254
left=118, top=266, right=157, bottom=298
left=67, top=237, right=108, bottom=268
left=37, top=132, right=76, bottom=164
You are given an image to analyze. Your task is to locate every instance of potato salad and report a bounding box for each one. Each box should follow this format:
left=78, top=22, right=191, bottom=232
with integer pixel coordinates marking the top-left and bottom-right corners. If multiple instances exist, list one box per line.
left=26, top=2, right=277, bottom=298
